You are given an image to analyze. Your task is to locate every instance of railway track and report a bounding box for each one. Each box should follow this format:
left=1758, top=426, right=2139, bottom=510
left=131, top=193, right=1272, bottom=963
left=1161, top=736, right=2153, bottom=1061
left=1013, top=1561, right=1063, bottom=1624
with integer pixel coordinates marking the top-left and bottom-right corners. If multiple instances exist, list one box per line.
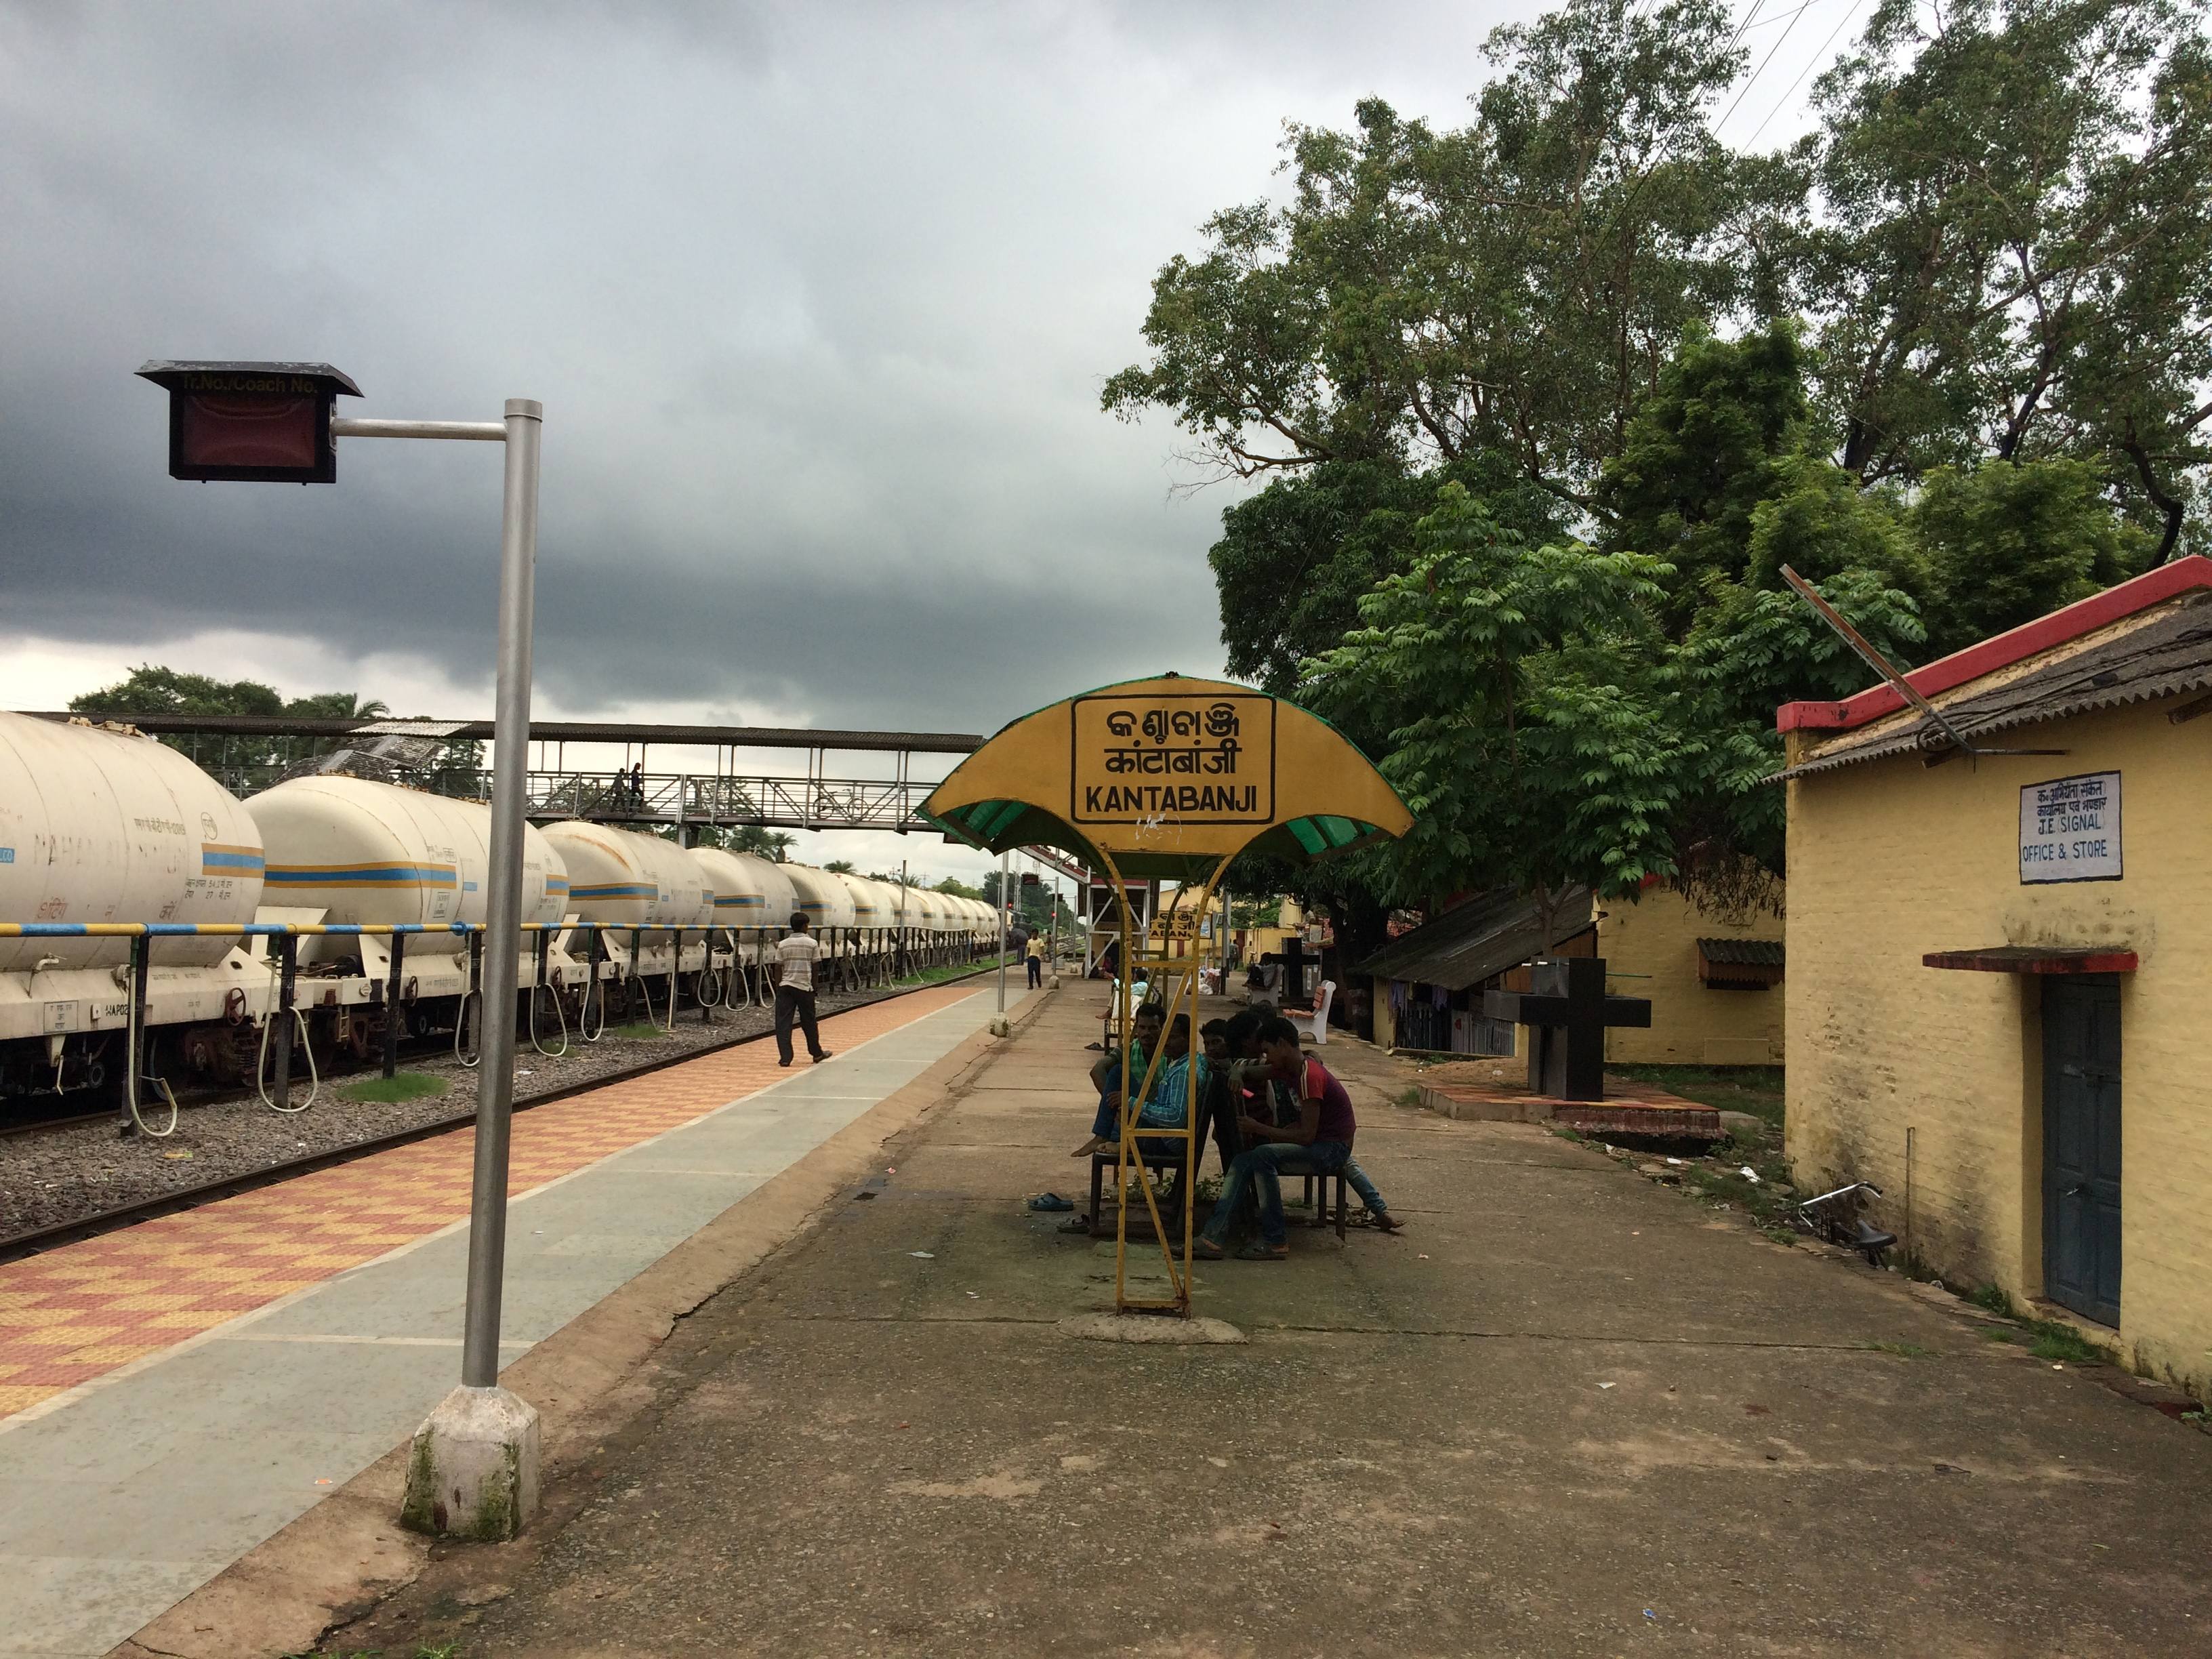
left=0, top=963, right=1005, bottom=1267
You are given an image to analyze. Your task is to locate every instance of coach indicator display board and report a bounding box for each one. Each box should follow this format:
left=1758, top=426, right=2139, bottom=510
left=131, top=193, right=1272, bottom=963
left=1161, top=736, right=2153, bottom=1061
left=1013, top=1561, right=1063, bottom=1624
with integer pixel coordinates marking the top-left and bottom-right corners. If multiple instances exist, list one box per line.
left=136, top=360, right=362, bottom=483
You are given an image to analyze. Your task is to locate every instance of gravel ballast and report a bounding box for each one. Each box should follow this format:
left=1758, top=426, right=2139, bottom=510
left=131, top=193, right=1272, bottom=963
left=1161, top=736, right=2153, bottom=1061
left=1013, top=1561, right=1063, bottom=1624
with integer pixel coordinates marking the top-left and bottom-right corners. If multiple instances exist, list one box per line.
left=0, top=966, right=999, bottom=1239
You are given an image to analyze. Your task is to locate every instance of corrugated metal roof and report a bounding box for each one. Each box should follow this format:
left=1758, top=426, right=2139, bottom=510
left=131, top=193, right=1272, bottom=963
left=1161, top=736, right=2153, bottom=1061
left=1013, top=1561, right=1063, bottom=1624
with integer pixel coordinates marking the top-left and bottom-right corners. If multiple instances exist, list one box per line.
left=352, top=719, right=471, bottom=738
left=1698, top=937, right=1785, bottom=966
left=1778, top=598, right=2212, bottom=780
left=1355, top=885, right=1593, bottom=991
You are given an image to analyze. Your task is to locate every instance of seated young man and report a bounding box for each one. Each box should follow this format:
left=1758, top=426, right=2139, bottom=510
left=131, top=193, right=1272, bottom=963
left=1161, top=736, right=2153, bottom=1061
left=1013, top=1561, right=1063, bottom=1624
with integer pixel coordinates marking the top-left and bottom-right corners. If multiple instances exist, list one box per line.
left=1073, top=1001, right=1164, bottom=1158
left=1193, top=1016, right=1397, bottom=1259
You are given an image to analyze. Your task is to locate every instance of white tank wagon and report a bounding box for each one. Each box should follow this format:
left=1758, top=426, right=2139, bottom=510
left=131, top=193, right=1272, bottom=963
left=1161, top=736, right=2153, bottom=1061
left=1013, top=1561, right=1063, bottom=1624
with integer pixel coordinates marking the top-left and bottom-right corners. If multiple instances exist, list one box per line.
left=245, top=777, right=575, bottom=1060
left=781, top=864, right=859, bottom=988
left=539, top=821, right=711, bottom=933
left=689, top=847, right=796, bottom=991
left=0, top=713, right=269, bottom=1100
left=837, top=874, right=913, bottom=982
left=248, top=777, right=568, bottom=962
left=895, top=885, right=949, bottom=968
left=537, top=821, right=719, bottom=1015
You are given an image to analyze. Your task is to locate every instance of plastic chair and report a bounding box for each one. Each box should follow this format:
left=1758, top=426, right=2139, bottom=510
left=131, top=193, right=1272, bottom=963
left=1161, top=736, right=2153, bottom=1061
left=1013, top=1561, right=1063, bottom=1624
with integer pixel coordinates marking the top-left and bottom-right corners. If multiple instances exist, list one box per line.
left=1287, top=979, right=1336, bottom=1045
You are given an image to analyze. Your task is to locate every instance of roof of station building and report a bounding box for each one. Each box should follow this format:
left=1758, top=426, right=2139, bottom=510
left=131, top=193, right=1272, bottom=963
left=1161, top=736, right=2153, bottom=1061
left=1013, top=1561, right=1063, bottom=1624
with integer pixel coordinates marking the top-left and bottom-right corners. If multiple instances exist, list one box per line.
left=1777, top=554, right=2212, bottom=741
left=1777, top=592, right=2212, bottom=780
left=1356, top=884, right=1593, bottom=991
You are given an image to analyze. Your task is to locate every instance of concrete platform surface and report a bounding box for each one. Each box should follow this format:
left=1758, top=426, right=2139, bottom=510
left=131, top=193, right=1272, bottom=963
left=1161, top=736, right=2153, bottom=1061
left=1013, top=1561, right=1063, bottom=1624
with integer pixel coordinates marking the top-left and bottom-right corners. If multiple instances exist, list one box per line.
left=0, top=983, right=1016, bottom=1659
left=311, top=986, right=2212, bottom=1658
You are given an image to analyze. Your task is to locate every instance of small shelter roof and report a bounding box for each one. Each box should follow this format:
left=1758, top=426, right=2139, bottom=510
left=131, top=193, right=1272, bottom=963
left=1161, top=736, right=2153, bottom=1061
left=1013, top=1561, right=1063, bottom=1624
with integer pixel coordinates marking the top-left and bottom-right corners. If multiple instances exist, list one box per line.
left=1778, top=596, right=2212, bottom=780
left=1696, top=937, right=1786, bottom=967
left=920, top=674, right=1410, bottom=881
left=1355, top=886, right=1593, bottom=992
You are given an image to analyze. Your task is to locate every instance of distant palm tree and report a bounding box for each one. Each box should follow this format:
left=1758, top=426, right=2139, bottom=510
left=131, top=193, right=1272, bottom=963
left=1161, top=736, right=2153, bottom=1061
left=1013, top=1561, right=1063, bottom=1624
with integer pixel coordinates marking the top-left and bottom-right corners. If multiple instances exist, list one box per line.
left=823, top=859, right=856, bottom=874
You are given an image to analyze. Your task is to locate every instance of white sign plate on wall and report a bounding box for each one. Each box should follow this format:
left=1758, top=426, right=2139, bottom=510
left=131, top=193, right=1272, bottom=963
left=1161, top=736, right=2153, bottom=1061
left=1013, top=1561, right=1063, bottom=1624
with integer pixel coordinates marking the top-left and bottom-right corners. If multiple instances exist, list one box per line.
left=2020, top=771, right=2123, bottom=884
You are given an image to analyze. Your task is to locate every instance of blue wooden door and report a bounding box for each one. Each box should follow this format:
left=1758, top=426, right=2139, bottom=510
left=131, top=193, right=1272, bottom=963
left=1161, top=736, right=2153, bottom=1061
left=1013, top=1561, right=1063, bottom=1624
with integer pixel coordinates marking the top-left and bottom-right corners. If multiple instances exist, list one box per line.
left=2043, top=977, right=2122, bottom=1327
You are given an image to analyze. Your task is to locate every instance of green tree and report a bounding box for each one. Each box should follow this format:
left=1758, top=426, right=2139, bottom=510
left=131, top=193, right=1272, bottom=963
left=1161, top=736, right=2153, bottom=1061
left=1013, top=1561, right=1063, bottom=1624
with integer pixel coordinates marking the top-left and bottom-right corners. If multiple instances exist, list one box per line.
left=1804, top=0, right=2212, bottom=552
left=1212, top=455, right=1567, bottom=705
left=724, top=827, right=796, bottom=862
left=822, top=859, right=856, bottom=875
left=1910, top=457, right=2152, bottom=656
left=1103, top=0, right=1799, bottom=510
left=1308, top=485, right=1687, bottom=940
left=933, top=875, right=985, bottom=901
left=1666, top=570, right=1927, bottom=887
left=70, top=664, right=285, bottom=721
left=1596, top=322, right=1811, bottom=626
left=69, top=666, right=405, bottom=775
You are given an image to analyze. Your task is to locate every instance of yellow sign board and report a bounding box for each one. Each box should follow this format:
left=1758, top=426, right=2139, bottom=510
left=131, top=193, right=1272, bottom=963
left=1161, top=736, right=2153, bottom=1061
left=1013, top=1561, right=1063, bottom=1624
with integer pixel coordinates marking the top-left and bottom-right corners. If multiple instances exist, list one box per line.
left=921, top=673, right=1411, bottom=876
left=1071, top=691, right=1274, bottom=828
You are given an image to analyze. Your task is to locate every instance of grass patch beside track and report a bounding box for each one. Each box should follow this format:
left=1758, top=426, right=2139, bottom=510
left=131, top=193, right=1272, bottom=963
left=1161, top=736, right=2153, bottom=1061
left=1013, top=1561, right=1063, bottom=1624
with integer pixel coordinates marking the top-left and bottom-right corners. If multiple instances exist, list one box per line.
left=336, top=1072, right=449, bottom=1106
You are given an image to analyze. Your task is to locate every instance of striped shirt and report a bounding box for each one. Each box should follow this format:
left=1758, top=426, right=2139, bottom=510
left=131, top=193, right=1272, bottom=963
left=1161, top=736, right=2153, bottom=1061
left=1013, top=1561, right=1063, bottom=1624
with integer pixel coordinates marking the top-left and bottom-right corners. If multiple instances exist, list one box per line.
left=777, top=931, right=822, bottom=992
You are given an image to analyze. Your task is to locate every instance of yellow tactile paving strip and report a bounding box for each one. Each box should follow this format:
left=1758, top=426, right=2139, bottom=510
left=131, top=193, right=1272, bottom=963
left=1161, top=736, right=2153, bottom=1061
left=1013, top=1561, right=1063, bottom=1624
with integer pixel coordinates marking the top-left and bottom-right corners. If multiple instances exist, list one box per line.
left=0, top=986, right=981, bottom=1420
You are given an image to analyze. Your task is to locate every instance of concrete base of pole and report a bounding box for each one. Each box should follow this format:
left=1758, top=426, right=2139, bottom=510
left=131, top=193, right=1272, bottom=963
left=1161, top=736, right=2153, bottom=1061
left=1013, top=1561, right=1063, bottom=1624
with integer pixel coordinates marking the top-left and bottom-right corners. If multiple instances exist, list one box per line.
left=1048, top=973, right=1062, bottom=990
left=400, top=1384, right=541, bottom=1541
left=987, top=1014, right=1012, bottom=1037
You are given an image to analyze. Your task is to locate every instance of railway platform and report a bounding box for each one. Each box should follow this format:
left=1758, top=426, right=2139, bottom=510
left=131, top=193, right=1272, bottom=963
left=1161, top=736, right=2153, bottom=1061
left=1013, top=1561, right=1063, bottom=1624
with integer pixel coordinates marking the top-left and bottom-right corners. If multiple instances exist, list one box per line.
left=237, top=983, right=2212, bottom=1659
left=0, top=979, right=1029, bottom=1659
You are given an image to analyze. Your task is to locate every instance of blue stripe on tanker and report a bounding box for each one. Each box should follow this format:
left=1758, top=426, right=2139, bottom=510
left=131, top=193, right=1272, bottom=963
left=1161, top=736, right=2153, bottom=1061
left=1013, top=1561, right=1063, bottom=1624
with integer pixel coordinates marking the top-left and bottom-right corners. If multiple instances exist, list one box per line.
left=264, top=864, right=457, bottom=886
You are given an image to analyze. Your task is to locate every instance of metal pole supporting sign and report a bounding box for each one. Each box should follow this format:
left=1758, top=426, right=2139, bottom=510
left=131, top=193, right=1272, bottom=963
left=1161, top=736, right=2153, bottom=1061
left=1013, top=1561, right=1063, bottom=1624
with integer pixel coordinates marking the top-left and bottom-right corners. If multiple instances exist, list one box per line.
left=333, top=401, right=546, bottom=1542
left=989, top=851, right=1011, bottom=1036
left=134, top=365, right=546, bottom=1540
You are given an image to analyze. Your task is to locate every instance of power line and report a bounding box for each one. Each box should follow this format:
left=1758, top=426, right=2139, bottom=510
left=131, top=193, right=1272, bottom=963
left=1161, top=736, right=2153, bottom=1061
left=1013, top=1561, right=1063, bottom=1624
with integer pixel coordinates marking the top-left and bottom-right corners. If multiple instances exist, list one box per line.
left=1725, top=0, right=1771, bottom=54
left=1741, top=0, right=1821, bottom=31
left=1744, top=0, right=1868, bottom=145
left=1716, top=0, right=1816, bottom=133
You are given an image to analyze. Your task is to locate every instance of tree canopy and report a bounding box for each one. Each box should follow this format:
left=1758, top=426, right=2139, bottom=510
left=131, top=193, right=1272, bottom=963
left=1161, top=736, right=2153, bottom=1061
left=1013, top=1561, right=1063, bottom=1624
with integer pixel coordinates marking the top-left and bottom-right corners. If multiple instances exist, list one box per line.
left=1107, top=0, right=2207, bottom=927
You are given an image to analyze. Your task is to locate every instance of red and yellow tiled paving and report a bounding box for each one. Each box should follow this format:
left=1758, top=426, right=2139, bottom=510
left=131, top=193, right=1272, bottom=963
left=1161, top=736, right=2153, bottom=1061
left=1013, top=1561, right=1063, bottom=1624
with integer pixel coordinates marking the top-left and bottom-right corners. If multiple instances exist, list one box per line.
left=0, top=985, right=984, bottom=1421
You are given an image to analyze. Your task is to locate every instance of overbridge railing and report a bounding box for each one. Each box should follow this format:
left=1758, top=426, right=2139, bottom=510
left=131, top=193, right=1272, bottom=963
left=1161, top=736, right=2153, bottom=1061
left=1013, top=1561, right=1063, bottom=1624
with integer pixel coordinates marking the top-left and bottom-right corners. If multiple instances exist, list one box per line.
left=184, top=764, right=940, bottom=831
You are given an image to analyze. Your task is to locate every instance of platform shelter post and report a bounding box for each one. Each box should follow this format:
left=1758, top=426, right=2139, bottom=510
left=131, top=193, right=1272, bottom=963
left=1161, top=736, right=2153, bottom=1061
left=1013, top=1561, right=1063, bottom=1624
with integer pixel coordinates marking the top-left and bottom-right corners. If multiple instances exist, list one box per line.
left=919, top=674, right=1412, bottom=1318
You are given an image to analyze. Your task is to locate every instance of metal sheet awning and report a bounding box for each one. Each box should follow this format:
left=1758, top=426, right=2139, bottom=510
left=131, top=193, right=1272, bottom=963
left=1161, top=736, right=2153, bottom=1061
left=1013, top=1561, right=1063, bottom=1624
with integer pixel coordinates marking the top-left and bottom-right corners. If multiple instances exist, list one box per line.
left=1697, top=936, right=1785, bottom=987
left=1923, top=946, right=2139, bottom=975
left=1354, top=886, right=1594, bottom=991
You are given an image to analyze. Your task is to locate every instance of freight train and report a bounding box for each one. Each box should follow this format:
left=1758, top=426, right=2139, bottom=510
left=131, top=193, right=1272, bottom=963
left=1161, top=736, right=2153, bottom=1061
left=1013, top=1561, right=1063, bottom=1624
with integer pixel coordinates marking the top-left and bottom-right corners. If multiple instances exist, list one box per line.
left=0, top=712, right=998, bottom=1120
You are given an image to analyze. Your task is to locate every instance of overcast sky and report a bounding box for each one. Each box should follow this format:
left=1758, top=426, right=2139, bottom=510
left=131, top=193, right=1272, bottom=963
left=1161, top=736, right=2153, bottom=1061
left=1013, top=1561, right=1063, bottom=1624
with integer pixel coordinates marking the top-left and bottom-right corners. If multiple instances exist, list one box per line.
left=0, top=0, right=1853, bottom=882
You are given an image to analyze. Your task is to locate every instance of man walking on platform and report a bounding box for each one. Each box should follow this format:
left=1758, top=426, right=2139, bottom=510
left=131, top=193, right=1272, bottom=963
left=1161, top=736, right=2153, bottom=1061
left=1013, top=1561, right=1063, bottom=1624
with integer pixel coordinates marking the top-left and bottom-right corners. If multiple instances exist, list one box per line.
left=774, top=911, right=832, bottom=1067
left=1025, top=928, right=1046, bottom=988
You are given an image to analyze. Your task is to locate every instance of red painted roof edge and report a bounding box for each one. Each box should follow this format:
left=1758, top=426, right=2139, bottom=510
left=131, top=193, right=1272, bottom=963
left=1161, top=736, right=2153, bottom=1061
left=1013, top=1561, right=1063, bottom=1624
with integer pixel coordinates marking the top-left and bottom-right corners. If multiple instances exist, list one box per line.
left=1777, top=555, right=2212, bottom=734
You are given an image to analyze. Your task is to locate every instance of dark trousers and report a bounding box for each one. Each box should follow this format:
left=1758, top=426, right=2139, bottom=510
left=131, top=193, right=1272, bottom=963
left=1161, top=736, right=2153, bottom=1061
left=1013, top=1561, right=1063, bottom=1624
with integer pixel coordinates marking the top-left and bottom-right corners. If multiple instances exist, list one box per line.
left=1027, top=956, right=1042, bottom=987
left=775, top=985, right=823, bottom=1062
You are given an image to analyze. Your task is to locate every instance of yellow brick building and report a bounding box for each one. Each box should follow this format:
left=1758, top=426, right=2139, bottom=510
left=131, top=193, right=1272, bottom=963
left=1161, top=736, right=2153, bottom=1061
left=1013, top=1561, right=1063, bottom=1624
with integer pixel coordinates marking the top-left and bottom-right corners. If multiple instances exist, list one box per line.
left=1599, top=881, right=1786, bottom=1067
left=1362, top=881, right=1785, bottom=1065
left=1781, top=558, right=2212, bottom=1396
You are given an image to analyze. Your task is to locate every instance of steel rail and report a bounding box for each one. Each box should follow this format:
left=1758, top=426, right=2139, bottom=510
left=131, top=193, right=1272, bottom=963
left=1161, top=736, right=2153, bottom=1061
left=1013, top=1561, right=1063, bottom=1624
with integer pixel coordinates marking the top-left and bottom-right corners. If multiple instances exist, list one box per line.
left=0, top=962, right=1001, bottom=1267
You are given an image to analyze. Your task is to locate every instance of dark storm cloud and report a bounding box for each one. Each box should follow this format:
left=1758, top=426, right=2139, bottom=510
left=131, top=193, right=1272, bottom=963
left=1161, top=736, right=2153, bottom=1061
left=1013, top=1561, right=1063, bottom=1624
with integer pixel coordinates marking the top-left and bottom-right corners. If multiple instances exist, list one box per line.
left=0, top=0, right=1510, bottom=733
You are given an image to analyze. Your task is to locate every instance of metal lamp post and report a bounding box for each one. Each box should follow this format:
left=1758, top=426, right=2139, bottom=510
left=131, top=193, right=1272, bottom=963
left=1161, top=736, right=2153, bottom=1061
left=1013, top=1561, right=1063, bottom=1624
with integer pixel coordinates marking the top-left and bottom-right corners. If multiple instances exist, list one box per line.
left=137, top=365, right=548, bottom=1540
left=342, top=403, right=546, bottom=1540
left=989, top=850, right=1011, bottom=1036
